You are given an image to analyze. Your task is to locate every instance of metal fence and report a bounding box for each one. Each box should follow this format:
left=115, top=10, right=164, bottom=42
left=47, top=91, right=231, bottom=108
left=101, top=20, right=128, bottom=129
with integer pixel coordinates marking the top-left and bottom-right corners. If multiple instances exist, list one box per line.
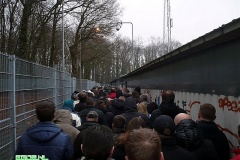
left=0, top=53, right=99, bottom=160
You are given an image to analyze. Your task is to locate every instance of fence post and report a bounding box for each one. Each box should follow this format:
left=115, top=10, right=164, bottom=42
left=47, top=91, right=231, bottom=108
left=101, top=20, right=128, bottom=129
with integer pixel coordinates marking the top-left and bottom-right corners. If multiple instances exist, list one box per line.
left=8, top=55, right=16, bottom=153
left=53, top=65, right=57, bottom=107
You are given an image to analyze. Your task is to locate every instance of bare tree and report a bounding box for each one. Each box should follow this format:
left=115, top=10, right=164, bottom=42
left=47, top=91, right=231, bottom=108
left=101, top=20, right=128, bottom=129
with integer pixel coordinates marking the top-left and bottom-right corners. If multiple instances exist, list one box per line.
left=67, top=0, right=121, bottom=77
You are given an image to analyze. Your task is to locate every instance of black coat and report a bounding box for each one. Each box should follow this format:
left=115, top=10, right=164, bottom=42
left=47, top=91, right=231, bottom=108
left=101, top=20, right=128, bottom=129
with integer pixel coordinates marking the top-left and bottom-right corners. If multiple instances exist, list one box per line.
left=150, top=101, right=186, bottom=127
left=72, top=122, right=99, bottom=160
left=176, top=119, right=219, bottom=160
left=77, top=121, right=99, bottom=131
left=77, top=106, right=107, bottom=125
left=109, top=99, right=125, bottom=116
left=197, top=120, right=230, bottom=160
left=74, top=102, right=86, bottom=112
left=120, top=97, right=148, bottom=126
left=161, top=136, right=196, bottom=160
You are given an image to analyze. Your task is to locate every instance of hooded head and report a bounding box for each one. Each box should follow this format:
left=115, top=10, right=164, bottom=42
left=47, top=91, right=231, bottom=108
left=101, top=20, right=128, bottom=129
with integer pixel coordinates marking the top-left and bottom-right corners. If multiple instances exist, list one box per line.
left=62, top=99, right=74, bottom=112
left=53, top=109, right=72, bottom=125
left=124, top=97, right=137, bottom=112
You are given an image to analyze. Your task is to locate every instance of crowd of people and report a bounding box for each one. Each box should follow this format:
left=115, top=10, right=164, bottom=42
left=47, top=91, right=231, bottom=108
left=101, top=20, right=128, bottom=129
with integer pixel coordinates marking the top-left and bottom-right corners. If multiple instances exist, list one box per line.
left=15, top=86, right=237, bottom=160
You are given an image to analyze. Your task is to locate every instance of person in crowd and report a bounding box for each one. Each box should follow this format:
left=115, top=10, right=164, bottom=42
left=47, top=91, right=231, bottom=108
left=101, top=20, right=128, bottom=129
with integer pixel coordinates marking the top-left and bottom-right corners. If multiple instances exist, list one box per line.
left=96, top=99, right=109, bottom=114
left=122, top=87, right=131, bottom=98
left=122, top=87, right=130, bottom=95
left=120, top=97, right=148, bottom=126
left=78, top=97, right=107, bottom=125
left=133, top=86, right=141, bottom=95
left=147, top=102, right=158, bottom=118
left=74, top=91, right=88, bottom=112
left=112, top=115, right=126, bottom=145
left=174, top=112, right=192, bottom=125
left=98, top=91, right=111, bottom=108
left=108, top=87, right=117, bottom=100
left=137, top=94, right=149, bottom=117
left=153, top=115, right=195, bottom=160
left=112, top=117, right=146, bottom=160
left=109, top=89, right=126, bottom=116
left=96, top=91, right=115, bottom=129
left=150, top=90, right=186, bottom=127
left=87, top=90, right=95, bottom=98
left=72, top=111, right=100, bottom=160
left=174, top=113, right=219, bottom=160
left=53, top=109, right=80, bottom=144
left=81, top=125, right=115, bottom=160
left=15, top=101, right=73, bottom=160
left=92, top=88, right=100, bottom=100
left=62, top=98, right=81, bottom=127
left=62, top=98, right=75, bottom=112
left=131, top=90, right=141, bottom=104
left=125, top=128, right=164, bottom=160
left=231, top=124, right=240, bottom=160
left=77, top=111, right=99, bottom=131
left=197, top=103, right=230, bottom=160
left=72, top=91, right=80, bottom=107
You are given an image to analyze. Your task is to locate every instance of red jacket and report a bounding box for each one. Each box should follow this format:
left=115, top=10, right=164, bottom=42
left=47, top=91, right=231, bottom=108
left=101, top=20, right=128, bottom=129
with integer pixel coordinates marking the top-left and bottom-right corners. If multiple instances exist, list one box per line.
left=108, top=92, right=116, bottom=99
left=232, top=148, right=240, bottom=160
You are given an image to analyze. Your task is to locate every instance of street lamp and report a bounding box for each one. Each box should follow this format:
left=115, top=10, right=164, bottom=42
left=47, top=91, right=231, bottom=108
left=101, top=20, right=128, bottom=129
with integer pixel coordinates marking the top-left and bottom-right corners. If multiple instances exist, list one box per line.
left=62, top=0, right=65, bottom=71
left=116, top=22, right=134, bottom=70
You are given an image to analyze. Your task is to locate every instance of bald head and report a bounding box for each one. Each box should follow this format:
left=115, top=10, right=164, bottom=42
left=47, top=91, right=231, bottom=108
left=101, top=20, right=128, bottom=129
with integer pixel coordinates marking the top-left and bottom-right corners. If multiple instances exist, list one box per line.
left=174, top=113, right=192, bottom=125
left=162, top=90, right=175, bottom=103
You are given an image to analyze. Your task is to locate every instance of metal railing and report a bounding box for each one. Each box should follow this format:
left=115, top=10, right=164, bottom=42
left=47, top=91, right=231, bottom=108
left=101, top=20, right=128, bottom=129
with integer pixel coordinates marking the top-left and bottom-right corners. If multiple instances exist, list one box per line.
left=0, top=53, right=99, bottom=160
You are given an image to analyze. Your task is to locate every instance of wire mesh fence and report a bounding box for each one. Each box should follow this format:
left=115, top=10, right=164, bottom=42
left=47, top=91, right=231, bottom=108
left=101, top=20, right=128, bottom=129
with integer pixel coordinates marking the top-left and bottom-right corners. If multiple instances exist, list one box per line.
left=0, top=53, right=99, bottom=160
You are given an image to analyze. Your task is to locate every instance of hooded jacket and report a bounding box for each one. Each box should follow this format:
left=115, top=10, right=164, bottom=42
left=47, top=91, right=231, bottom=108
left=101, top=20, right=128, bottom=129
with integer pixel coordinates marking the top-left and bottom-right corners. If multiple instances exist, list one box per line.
left=16, top=121, right=73, bottom=160
left=150, top=101, right=186, bottom=128
left=176, top=119, right=219, bottom=160
left=53, top=109, right=80, bottom=144
left=63, top=99, right=74, bottom=112
left=109, top=99, right=125, bottom=116
left=120, top=97, right=148, bottom=126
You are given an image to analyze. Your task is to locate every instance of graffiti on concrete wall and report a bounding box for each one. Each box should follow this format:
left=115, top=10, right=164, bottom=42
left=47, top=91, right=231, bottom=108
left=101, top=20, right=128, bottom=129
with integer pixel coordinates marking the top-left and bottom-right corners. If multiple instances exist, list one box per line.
left=218, top=97, right=240, bottom=112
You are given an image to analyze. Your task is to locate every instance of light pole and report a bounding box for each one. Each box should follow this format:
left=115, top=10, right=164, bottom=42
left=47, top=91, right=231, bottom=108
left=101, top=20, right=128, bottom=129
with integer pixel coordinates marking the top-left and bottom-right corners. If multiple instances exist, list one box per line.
left=62, top=0, right=65, bottom=71
left=116, top=22, right=134, bottom=70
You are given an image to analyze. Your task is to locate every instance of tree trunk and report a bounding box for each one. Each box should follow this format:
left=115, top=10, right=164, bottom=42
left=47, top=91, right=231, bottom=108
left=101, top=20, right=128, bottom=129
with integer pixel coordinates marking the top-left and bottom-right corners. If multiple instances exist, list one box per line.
left=69, top=44, right=79, bottom=77
left=17, top=1, right=33, bottom=59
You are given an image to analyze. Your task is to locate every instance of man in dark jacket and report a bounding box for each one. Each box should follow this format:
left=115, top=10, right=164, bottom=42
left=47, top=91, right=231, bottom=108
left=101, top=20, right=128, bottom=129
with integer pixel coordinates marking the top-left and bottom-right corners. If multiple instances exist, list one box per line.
left=197, top=103, right=230, bottom=160
left=109, top=89, right=126, bottom=116
left=120, top=97, right=148, bottom=126
left=72, top=111, right=100, bottom=160
left=112, top=115, right=126, bottom=145
left=153, top=115, right=195, bottom=160
left=150, top=90, right=186, bottom=127
left=15, top=101, right=73, bottom=160
left=174, top=113, right=219, bottom=160
left=82, top=125, right=115, bottom=160
left=78, top=97, right=107, bottom=125
left=77, top=111, right=99, bottom=131
left=74, top=91, right=87, bottom=112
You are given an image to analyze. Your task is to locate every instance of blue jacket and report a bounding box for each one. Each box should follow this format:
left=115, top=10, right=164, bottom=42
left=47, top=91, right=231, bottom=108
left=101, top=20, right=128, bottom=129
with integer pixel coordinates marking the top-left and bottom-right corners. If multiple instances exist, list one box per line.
left=16, top=122, right=73, bottom=160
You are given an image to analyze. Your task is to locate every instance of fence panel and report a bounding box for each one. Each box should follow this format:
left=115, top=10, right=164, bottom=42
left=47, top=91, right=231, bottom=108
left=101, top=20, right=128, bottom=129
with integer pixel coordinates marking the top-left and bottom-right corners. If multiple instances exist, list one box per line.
left=0, top=54, right=13, bottom=160
left=0, top=54, right=74, bottom=160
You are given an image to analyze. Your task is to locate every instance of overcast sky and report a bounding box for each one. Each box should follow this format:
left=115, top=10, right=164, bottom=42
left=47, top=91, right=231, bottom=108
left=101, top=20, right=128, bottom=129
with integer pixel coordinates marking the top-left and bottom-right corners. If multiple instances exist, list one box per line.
left=116, top=0, right=240, bottom=46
